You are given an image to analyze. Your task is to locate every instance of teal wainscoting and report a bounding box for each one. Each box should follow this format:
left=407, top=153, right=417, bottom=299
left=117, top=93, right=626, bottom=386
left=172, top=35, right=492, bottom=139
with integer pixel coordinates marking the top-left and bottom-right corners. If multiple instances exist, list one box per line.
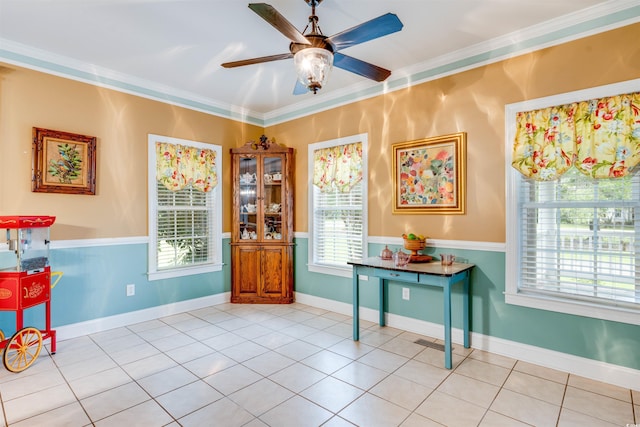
left=0, top=239, right=231, bottom=333
left=2, top=236, right=637, bottom=372
left=294, top=238, right=640, bottom=371
left=293, top=238, right=354, bottom=305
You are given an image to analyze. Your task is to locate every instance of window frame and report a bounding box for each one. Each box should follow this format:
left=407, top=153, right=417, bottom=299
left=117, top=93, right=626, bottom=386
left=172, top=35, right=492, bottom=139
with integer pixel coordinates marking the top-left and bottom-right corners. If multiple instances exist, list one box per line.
left=308, top=134, right=368, bottom=278
left=148, top=134, right=222, bottom=281
left=505, top=79, right=640, bottom=326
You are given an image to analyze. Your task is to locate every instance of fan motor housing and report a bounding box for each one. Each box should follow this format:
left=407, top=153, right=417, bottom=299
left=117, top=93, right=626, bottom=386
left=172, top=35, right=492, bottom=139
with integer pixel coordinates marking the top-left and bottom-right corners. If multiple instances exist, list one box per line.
left=290, top=34, right=334, bottom=56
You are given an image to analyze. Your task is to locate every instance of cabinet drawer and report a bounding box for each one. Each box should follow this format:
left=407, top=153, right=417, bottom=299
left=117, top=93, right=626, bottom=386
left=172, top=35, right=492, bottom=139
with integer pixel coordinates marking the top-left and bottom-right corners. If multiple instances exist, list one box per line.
left=374, top=269, right=418, bottom=283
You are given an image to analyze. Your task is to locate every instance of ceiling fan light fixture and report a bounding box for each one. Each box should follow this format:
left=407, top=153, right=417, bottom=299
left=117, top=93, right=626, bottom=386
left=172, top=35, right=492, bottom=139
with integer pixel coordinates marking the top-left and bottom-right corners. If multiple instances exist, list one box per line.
left=293, top=47, right=333, bottom=94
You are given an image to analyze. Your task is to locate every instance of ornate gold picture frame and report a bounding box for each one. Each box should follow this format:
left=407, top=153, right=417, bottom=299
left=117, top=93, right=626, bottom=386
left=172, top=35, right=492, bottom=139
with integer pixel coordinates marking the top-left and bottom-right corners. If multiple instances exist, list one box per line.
left=392, top=132, right=466, bottom=214
left=32, top=127, right=97, bottom=195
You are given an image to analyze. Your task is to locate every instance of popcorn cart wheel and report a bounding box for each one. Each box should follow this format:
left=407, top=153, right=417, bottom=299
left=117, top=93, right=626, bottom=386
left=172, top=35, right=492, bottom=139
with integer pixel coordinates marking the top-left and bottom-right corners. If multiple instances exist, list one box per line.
left=0, top=216, right=59, bottom=373
left=1, top=327, right=43, bottom=373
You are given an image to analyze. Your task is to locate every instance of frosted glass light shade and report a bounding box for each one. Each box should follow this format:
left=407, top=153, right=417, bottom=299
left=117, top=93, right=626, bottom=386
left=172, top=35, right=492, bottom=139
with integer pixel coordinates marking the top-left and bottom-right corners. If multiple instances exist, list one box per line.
left=293, top=47, right=333, bottom=94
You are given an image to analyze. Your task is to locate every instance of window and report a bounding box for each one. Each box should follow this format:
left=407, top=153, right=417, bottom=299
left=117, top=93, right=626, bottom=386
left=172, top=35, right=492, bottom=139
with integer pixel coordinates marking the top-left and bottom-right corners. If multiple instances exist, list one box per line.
left=148, top=134, right=222, bottom=280
left=506, top=81, right=640, bottom=325
left=308, top=134, right=367, bottom=277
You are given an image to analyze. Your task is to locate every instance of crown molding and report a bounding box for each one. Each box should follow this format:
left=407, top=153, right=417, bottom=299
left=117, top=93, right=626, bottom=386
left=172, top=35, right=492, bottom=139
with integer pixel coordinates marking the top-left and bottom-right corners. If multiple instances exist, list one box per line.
left=0, top=39, right=265, bottom=126
left=264, top=0, right=640, bottom=125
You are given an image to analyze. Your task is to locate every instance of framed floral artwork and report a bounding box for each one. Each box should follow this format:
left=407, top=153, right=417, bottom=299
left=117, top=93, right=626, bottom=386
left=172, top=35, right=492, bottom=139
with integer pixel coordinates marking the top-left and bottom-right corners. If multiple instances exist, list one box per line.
left=32, top=127, right=97, bottom=195
left=392, top=132, right=466, bottom=214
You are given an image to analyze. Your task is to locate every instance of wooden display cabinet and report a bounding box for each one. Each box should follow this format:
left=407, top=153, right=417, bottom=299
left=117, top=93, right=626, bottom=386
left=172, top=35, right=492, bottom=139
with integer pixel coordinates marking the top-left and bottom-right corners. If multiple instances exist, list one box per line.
left=230, top=138, right=294, bottom=303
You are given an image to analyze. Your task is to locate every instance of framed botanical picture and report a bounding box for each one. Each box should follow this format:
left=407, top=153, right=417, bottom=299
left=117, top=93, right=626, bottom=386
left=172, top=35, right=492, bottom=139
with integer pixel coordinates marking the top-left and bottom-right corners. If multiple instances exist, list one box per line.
left=32, top=127, right=97, bottom=195
left=392, top=132, right=466, bottom=214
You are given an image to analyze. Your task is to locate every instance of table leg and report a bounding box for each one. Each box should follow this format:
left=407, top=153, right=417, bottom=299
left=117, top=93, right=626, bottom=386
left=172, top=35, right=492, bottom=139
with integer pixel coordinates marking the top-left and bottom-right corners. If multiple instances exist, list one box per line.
left=379, top=278, right=386, bottom=327
left=463, top=273, right=470, bottom=349
left=443, top=282, right=452, bottom=369
left=353, top=268, right=360, bottom=341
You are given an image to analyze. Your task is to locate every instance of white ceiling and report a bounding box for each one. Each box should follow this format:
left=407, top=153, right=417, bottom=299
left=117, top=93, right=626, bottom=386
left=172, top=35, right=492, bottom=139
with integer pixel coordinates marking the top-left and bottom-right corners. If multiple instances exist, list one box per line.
left=1, top=0, right=638, bottom=125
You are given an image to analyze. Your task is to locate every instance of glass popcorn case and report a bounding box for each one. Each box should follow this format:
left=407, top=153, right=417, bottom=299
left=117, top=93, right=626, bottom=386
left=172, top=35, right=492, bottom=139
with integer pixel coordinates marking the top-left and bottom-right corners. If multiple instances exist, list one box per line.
left=1, top=216, right=55, bottom=273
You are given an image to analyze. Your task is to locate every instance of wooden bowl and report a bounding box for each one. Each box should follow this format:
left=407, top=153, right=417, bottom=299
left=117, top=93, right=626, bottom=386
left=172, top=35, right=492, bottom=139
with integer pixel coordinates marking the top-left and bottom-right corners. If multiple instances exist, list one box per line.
left=403, top=238, right=426, bottom=256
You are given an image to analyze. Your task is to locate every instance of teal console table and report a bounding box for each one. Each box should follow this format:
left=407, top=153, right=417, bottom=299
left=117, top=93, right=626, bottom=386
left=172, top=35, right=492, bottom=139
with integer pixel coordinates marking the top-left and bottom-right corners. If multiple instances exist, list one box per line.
left=348, top=257, right=474, bottom=369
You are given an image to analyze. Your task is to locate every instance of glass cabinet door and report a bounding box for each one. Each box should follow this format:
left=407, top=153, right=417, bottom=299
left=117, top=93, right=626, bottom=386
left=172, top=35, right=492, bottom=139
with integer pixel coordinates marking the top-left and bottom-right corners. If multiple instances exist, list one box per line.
left=262, top=156, right=283, bottom=241
left=239, top=156, right=258, bottom=241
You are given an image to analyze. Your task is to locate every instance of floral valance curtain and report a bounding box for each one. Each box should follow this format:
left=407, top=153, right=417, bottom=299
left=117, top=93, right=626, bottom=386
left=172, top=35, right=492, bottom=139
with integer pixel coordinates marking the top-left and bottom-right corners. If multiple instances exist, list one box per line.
left=313, top=142, right=363, bottom=192
left=156, top=142, right=218, bottom=192
left=512, top=91, right=640, bottom=180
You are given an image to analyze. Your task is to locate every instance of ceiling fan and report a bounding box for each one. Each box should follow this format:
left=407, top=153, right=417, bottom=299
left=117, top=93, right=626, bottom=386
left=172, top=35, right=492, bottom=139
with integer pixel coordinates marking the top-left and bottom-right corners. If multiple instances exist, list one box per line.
left=221, top=1, right=403, bottom=94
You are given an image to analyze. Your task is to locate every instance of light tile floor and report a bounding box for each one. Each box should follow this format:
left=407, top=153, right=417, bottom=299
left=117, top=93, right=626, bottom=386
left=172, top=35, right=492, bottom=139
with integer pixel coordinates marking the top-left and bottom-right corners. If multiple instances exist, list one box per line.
left=0, top=302, right=637, bottom=426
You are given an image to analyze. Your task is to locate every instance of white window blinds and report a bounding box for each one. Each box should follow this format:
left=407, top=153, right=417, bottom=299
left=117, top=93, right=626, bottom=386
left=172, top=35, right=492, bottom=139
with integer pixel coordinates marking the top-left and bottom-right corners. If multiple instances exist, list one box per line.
left=156, top=181, right=215, bottom=270
left=312, top=181, right=364, bottom=266
left=518, top=168, right=640, bottom=307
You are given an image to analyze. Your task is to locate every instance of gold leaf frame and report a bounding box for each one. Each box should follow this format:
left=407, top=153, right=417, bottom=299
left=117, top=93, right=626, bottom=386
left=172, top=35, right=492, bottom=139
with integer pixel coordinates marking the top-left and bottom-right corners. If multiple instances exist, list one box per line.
left=32, top=127, right=97, bottom=195
left=392, top=132, right=466, bottom=214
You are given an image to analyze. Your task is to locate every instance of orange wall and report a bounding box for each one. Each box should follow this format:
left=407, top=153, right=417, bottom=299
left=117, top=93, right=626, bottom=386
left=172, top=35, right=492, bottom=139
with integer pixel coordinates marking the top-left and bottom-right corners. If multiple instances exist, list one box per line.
left=1, top=23, right=638, bottom=242
left=0, top=65, right=262, bottom=239
left=268, top=23, right=640, bottom=242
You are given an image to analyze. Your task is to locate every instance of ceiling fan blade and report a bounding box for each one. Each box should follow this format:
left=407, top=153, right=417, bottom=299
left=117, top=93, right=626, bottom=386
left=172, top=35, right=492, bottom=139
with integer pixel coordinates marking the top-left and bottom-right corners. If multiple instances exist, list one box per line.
left=333, top=53, right=391, bottom=82
left=221, top=53, right=293, bottom=68
left=293, top=80, right=308, bottom=95
left=327, top=13, right=403, bottom=50
left=248, top=3, right=311, bottom=45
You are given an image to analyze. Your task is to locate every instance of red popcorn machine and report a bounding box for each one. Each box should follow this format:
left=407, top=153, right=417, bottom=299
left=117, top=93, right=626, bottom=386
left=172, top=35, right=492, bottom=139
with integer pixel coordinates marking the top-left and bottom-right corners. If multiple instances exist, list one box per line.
left=0, top=216, right=60, bottom=372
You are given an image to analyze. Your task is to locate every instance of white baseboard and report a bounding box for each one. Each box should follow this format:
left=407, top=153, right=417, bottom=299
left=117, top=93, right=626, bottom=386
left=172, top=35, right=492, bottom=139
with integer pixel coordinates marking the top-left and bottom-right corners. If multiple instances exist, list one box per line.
left=55, top=292, right=230, bottom=340
left=294, top=292, right=640, bottom=390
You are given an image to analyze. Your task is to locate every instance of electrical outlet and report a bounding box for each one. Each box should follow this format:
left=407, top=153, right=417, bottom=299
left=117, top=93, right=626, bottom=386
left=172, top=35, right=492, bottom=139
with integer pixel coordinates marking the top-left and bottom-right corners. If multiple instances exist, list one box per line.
left=402, top=287, right=410, bottom=300
left=126, top=284, right=135, bottom=296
